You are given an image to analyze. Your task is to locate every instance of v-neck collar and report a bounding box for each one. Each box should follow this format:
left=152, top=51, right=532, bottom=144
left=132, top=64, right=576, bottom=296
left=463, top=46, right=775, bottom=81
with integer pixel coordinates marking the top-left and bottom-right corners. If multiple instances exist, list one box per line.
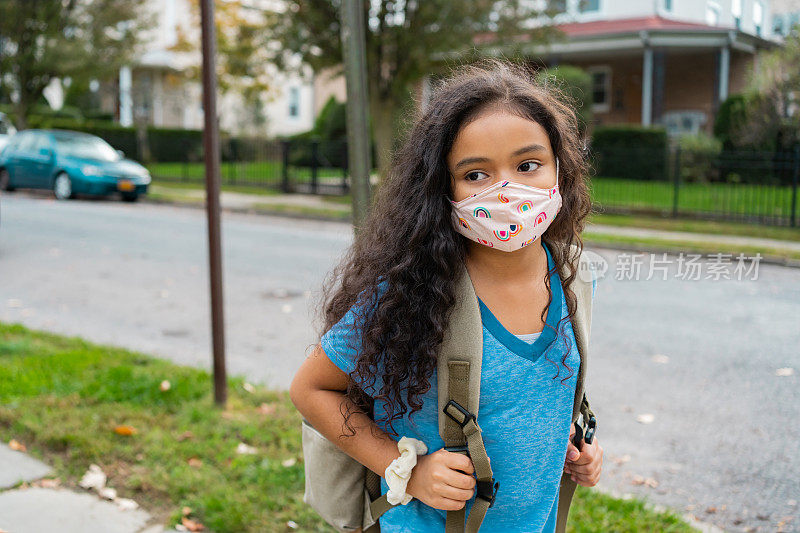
left=476, top=240, right=563, bottom=363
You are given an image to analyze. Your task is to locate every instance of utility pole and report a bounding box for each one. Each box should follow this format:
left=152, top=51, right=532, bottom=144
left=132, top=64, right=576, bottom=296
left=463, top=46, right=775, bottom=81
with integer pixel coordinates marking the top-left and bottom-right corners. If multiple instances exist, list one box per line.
left=340, top=0, right=373, bottom=233
left=200, top=0, right=227, bottom=406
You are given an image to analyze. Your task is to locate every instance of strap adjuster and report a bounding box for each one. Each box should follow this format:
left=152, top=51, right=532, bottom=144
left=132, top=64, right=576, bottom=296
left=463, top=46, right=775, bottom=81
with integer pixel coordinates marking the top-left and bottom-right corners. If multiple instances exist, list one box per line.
left=443, top=399, right=475, bottom=428
left=476, top=479, right=499, bottom=508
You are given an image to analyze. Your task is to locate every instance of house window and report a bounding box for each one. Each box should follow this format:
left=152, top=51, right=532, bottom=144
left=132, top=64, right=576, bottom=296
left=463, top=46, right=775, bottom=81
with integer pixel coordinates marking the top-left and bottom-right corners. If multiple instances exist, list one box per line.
left=663, top=0, right=672, bottom=12
left=773, top=14, right=785, bottom=36
left=706, top=1, right=720, bottom=26
left=732, top=0, right=742, bottom=29
left=587, top=67, right=610, bottom=112
left=548, top=0, right=567, bottom=14
left=578, top=0, right=600, bottom=14
left=753, top=1, right=764, bottom=36
left=288, top=87, right=300, bottom=118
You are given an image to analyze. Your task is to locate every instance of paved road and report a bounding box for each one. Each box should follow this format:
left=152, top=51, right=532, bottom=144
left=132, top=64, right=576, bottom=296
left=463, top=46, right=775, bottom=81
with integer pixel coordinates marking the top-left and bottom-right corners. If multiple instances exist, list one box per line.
left=1, top=192, right=798, bottom=533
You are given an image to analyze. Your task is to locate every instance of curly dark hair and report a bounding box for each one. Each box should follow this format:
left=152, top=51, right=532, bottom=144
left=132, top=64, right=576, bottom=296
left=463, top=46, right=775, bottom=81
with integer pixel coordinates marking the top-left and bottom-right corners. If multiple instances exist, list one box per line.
left=317, top=57, right=593, bottom=439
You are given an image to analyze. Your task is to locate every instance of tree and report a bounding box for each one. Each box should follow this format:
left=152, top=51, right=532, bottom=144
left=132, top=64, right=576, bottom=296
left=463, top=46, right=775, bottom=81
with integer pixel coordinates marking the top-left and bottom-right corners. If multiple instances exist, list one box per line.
left=0, top=0, right=154, bottom=129
left=534, top=64, right=593, bottom=137
left=263, top=0, right=564, bottom=180
left=173, top=0, right=276, bottom=133
left=736, top=33, right=800, bottom=151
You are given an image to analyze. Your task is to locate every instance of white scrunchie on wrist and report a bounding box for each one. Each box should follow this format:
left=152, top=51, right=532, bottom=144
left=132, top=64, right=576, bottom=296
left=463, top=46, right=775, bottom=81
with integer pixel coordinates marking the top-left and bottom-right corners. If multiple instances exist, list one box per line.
left=384, top=436, right=428, bottom=505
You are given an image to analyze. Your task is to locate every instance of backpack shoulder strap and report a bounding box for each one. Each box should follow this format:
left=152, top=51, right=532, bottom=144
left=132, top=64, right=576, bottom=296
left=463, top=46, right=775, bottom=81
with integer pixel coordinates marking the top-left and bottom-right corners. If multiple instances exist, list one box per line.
left=437, top=263, right=497, bottom=533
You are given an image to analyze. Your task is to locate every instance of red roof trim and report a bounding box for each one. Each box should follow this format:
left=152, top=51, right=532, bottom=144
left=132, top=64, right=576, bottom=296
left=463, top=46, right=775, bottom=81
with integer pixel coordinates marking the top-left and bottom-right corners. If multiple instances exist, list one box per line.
left=556, top=15, right=734, bottom=37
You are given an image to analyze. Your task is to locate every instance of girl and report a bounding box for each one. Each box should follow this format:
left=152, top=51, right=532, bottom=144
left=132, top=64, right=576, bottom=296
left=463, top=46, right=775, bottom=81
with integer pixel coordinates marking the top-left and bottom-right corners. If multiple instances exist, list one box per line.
left=290, top=57, right=603, bottom=532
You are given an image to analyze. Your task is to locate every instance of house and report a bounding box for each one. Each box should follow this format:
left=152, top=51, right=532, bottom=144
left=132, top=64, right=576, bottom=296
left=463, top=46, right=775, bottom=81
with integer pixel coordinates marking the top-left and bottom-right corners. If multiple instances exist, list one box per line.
left=106, top=0, right=316, bottom=137
left=419, top=0, right=782, bottom=138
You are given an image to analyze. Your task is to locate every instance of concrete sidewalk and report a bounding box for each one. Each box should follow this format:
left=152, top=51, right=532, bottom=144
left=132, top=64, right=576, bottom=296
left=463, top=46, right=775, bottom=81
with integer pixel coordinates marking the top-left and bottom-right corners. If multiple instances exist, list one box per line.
left=0, top=444, right=173, bottom=533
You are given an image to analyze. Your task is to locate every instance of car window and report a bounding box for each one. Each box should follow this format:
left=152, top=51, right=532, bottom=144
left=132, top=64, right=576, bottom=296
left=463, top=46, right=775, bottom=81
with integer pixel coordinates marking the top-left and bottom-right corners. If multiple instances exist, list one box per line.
left=15, top=132, right=37, bottom=154
left=30, top=134, right=50, bottom=154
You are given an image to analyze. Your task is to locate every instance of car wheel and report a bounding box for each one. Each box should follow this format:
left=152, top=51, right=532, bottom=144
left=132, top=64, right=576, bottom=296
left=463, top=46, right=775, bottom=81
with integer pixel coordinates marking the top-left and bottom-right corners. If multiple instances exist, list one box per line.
left=0, top=168, right=14, bottom=191
left=121, top=192, right=139, bottom=202
left=53, top=172, right=74, bottom=200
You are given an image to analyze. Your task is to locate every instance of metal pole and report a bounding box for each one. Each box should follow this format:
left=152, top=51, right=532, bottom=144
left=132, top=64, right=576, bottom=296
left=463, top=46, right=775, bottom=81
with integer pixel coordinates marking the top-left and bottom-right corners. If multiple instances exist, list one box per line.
left=672, top=146, right=680, bottom=218
left=341, top=0, right=372, bottom=231
left=200, top=0, right=227, bottom=406
left=791, top=144, right=799, bottom=228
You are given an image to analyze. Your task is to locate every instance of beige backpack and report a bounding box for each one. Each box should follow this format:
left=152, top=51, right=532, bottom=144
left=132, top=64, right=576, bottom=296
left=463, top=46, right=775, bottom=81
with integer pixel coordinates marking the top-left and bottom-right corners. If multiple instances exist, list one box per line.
left=301, top=243, right=597, bottom=532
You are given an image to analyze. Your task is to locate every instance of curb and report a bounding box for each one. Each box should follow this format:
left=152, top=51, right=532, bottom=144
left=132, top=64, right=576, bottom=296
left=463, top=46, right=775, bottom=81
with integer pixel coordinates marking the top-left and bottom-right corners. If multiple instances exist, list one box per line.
left=142, top=197, right=800, bottom=269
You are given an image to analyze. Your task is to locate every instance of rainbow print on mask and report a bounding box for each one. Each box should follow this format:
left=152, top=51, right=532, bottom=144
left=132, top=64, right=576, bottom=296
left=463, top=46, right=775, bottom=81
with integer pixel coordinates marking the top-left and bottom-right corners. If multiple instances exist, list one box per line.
left=473, top=207, right=491, bottom=218
left=498, top=192, right=509, bottom=203
left=458, top=217, right=471, bottom=230
left=493, top=229, right=512, bottom=241
left=517, top=200, right=533, bottom=214
left=534, top=211, right=547, bottom=226
left=509, top=224, right=522, bottom=237
left=520, top=235, right=538, bottom=248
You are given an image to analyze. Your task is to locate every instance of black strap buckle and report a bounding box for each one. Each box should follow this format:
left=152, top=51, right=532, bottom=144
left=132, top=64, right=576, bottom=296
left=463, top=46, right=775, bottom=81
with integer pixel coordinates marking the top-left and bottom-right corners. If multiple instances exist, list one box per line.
left=584, top=415, right=596, bottom=444
left=443, top=399, right=475, bottom=428
left=476, top=479, right=499, bottom=508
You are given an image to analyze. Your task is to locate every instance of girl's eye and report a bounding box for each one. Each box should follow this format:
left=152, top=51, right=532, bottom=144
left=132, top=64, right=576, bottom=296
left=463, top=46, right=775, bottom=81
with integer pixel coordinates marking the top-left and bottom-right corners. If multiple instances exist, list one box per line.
left=519, top=161, right=541, bottom=172
left=465, top=171, right=489, bottom=182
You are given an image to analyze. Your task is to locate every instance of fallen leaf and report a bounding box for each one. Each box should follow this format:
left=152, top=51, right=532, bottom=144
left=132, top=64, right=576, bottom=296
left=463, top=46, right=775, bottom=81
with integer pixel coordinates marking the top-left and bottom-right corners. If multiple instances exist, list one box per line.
left=776, top=367, right=794, bottom=377
left=236, top=442, right=257, bottom=455
left=181, top=517, right=205, bottom=531
left=114, top=425, right=137, bottom=436
left=242, top=382, right=255, bottom=393
left=630, top=475, right=658, bottom=488
left=281, top=458, right=297, bottom=467
left=705, top=506, right=717, bottom=514
left=636, top=414, right=655, bottom=424
left=8, top=439, right=26, bottom=452
left=116, top=498, right=139, bottom=511
left=612, top=454, right=631, bottom=466
left=160, top=380, right=171, bottom=391
left=188, top=457, right=203, bottom=468
left=79, top=464, right=107, bottom=490
left=178, top=431, right=194, bottom=441
left=39, top=478, right=60, bottom=488
left=287, top=520, right=299, bottom=529
left=175, top=525, right=189, bottom=532
left=182, top=506, right=192, bottom=516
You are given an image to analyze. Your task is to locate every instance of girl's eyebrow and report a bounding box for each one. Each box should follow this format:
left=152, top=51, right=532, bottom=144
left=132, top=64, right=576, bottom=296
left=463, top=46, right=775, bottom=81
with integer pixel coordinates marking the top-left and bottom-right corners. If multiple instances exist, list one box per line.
left=453, top=144, right=549, bottom=170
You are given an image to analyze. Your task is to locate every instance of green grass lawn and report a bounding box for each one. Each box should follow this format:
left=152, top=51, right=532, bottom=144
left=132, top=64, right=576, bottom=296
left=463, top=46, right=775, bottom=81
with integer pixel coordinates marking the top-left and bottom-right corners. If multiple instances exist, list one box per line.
left=590, top=177, right=796, bottom=222
left=148, top=160, right=347, bottom=188
left=0, top=322, right=697, bottom=532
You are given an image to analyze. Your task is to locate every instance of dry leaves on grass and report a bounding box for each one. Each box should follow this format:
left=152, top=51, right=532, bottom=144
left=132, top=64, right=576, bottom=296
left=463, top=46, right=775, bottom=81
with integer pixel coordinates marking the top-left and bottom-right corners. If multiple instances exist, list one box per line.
left=236, top=442, right=258, bottom=455
left=187, top=457, right=203, bottom=468
left=257, top=402, right=277, bottom=416
left=114, top=425, right=137, bottom=436
left=160, top=380, right=171, bottom=391
left=181, top=517, right=206, bottom=531
left=8, top=439, right=27, bottom=452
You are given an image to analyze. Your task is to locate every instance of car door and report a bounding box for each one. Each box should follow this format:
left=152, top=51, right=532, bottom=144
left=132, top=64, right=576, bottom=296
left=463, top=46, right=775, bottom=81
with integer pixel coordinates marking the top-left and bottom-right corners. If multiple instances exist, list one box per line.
left=26, top=133, right=56, bottom=188
left=6, top=131, right=36, bottom=186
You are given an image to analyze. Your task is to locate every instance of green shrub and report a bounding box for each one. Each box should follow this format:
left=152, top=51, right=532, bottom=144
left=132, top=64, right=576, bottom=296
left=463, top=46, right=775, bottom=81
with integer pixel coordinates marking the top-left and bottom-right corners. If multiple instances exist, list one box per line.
left=591, top=125, right=669, bottom=180
left=535, top=65, right=593, bottom=136
left=676, top=132, right=722, bottom=183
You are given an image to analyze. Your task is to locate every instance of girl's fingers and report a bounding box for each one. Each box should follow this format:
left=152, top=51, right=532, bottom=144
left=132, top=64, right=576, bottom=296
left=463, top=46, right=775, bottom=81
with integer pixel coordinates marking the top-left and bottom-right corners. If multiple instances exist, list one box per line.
left=436, top=482, right=475, bottom=502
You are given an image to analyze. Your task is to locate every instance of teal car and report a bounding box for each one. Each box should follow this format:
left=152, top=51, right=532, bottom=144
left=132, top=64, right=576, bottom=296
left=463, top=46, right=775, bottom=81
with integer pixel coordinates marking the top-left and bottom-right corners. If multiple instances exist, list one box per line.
left=0, top=129, right=150, bottom=202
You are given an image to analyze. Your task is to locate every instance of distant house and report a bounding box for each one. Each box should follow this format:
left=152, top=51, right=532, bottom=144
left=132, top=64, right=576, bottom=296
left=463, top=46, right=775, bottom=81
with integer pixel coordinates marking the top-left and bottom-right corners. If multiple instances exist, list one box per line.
left=102, top=0, right=316, bottom=137
left=419, top=0, right=782, bottom=138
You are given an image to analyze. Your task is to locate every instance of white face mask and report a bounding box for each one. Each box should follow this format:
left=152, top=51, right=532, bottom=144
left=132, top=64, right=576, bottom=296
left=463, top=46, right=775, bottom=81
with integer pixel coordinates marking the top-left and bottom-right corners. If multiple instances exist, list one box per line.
left=449, top=157, right=562, bottom=252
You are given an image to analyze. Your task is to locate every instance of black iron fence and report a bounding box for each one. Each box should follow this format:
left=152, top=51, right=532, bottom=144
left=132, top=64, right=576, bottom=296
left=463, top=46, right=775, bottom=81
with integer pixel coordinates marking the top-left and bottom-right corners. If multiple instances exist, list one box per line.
left=588, top=144, right=800, bottom=227
left=149, top=138, right=351, bottom=195
left=149, top=139, right=800, bottom=227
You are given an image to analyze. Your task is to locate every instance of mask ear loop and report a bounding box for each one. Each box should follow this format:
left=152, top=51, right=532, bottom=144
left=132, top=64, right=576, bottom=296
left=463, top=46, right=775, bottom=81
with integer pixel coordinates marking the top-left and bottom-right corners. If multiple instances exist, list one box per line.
left=555, top=156, right=559, bottom=188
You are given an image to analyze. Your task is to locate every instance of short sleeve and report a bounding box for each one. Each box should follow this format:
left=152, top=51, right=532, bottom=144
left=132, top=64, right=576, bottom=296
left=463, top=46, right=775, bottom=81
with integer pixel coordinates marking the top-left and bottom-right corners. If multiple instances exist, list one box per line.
left=319, top=283, right=388, bottom=397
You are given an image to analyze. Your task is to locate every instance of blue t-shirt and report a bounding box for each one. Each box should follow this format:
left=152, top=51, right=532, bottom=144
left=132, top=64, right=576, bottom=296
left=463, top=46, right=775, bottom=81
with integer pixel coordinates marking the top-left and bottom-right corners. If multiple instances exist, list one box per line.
left=320, top=241, right=595, bottom=532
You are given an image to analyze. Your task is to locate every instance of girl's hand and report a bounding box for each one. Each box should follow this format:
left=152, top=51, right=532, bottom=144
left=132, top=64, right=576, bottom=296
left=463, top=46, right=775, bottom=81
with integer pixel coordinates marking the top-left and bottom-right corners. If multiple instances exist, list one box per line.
left=405, top=449, right=477, bottom=511
left=564, top=422, right=603, bottom=487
